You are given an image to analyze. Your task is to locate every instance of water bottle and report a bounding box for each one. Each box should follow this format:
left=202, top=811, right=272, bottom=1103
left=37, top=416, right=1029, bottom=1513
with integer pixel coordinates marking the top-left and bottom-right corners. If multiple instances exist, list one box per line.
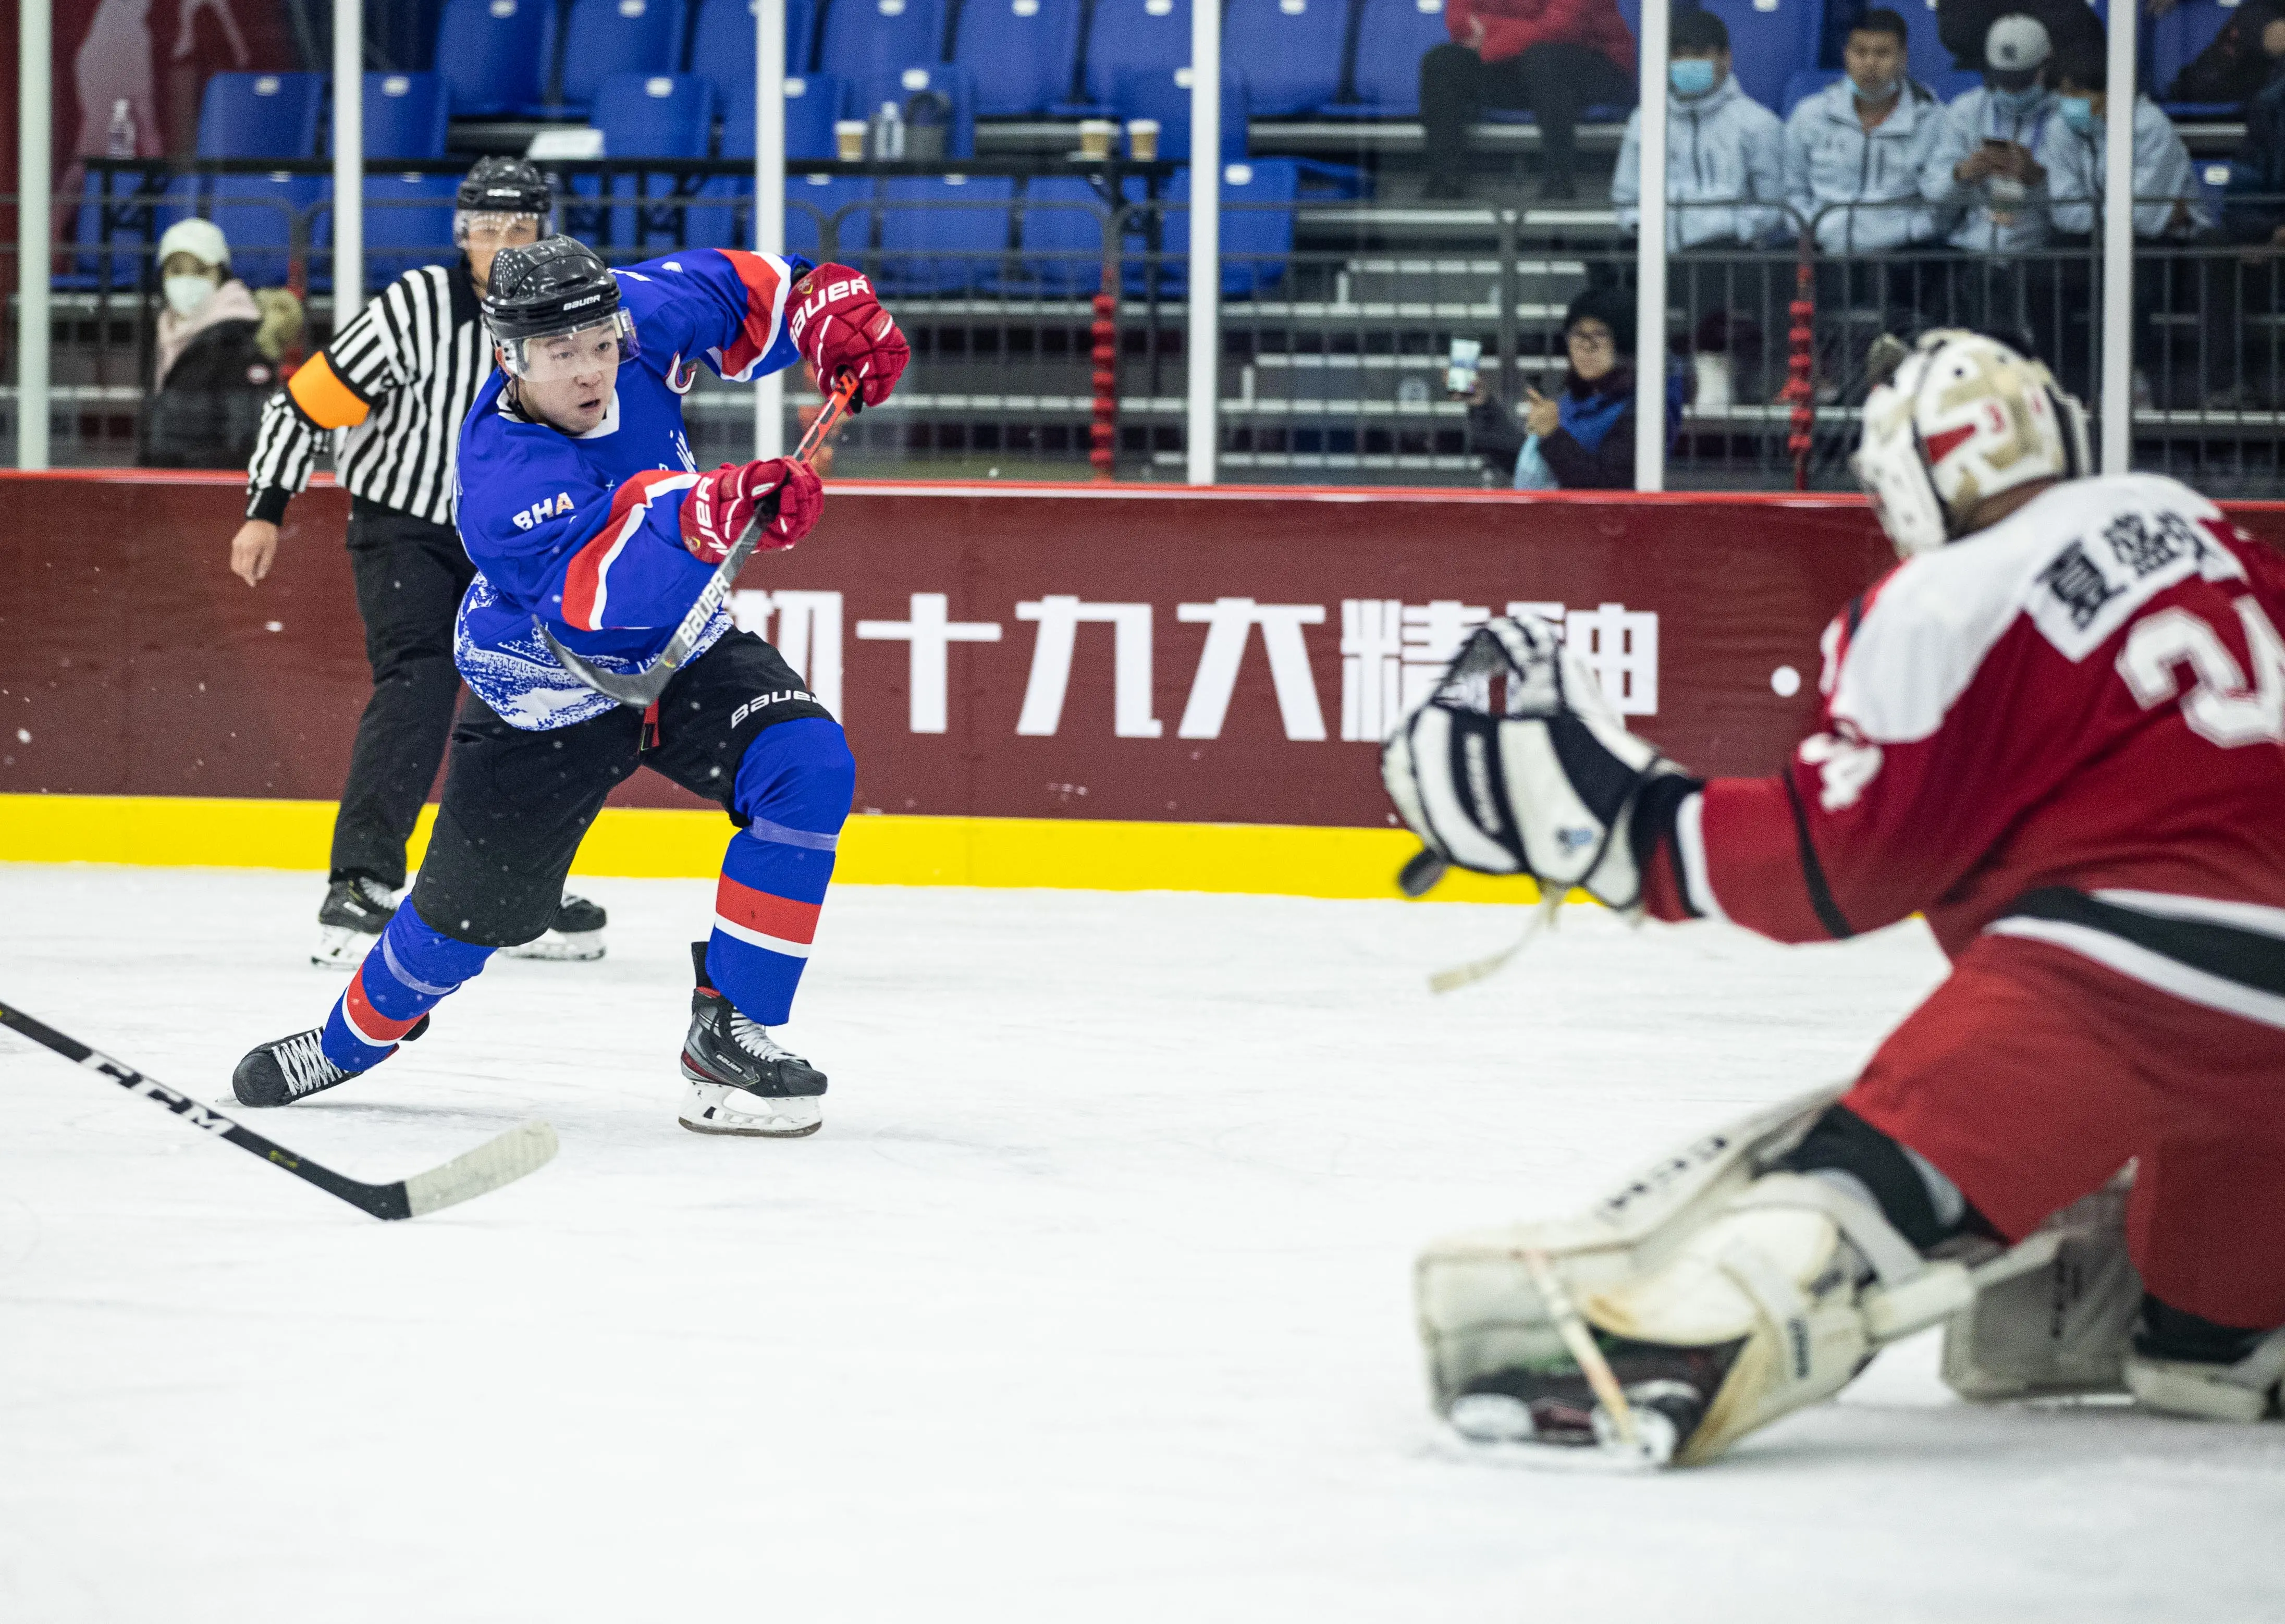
left=869, top=100, right=905, bottom=162
left=107, top=99, right=137, bottom=158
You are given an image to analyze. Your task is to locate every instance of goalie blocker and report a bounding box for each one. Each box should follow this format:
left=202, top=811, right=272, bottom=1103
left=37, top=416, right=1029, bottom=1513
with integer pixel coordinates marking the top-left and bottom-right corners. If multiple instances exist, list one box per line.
left=1383, top=612, right=2285, bottom=1463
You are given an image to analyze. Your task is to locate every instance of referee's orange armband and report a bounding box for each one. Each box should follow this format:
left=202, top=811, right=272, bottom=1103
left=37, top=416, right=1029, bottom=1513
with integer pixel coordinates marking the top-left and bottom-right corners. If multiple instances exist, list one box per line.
left=285, top=352, right=373, bottom=430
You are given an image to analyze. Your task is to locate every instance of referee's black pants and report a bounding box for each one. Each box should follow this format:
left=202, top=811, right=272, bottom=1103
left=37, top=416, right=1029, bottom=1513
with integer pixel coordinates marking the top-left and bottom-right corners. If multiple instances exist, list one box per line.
left=330, top=497, right=476, bottom=890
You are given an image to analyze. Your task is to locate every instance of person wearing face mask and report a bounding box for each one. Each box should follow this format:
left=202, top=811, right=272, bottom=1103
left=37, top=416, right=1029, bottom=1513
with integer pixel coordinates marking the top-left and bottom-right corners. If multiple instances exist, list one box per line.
left=141, top=218, right=304, bottom=470
left=229, top=159, right=611, bottom=969
left=1611, top=8, right=1787, bottom=400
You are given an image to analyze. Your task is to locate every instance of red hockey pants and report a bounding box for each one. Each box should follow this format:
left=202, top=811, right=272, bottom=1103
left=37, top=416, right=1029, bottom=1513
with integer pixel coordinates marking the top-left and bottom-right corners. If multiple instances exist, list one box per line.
left=1846, top=931, right=2285, bottom=1330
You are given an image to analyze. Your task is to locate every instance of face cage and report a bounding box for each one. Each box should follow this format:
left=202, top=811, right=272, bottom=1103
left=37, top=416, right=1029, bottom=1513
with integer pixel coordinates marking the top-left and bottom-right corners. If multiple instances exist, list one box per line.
left=496, top=309, right=640, bottom=383
left=454, top=208, right=552, bottom=249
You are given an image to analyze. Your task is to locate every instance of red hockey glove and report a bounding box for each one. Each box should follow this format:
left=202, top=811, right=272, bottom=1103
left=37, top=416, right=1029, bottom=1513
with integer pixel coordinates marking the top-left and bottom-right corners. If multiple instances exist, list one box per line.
left=787, top=263, right=908, bottom=410
left=680, top=457, right=824, bottom=563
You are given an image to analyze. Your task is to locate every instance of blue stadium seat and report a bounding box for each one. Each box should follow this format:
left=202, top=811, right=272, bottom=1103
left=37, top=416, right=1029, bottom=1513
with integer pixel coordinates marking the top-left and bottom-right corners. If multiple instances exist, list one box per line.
left=1783, top=67, right=1844, bottom=115
left=1693, top=0, right=1817, bottom=113
left=1899, top=0, right=1979, bottom=101
left=855, top=64, right=977, bottom=157
left=1126, top=157, right=1298, bottom=297
left=207, top=175, right=322, bottom=286
left=1014, top=175, right=1113, bottom=292
left=1223, top=0, right=1346, bottom=116
left=588, top=73, right=717, bottom=251
left=784, top=173, right=876, bottom=259
left=196, top=72, right=323, bottom=158
left=559, top=0, right=690, bottom=114
left=2151, top=0, right=2239, bottom=109
left=952, top=0, right=1084, bottom=115
left=1341, top=0, right=1449, bottom=115
left=1111, top=66, right=1248, bottom=161
left=816, top=0, right=947, bottom=87
left=63, top=171, right=187, bottom=290
left=720, top=72, right=845, bottom=158
left=690, top=0, right=819, bottom=94
left=1080, top=0, right=1193, bottom=107
left=435, top=0, right=561, bottom=117
left=310, top=173, right=462, bottom=293
left=876, top=174, right=1014, bottom=293
left=327, top=73, right=451, bottom=160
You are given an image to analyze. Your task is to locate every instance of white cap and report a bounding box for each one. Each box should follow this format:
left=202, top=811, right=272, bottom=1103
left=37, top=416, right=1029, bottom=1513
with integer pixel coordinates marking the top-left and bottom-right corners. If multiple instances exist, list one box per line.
left=157, top=216, right=230, bottom=269
left=1985, top=14, right=2051, bottom=71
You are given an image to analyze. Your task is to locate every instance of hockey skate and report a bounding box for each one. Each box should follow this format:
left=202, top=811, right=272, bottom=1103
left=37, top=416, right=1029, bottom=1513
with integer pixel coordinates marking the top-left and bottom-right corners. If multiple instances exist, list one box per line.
left=500, top=892, right=608, bottom=962
left=678, top=944, right=825, bottom=1137
left=312, top=875, right=397, bottom=968
left=232, top=1017, right=426, bottom=1108
left=1419, top=1090, right=2075, bottom=1468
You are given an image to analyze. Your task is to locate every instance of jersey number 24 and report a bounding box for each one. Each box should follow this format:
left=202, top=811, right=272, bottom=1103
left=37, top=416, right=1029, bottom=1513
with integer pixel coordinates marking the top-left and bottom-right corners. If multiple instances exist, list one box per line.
left=2117, top=596, right=2285, bottom=748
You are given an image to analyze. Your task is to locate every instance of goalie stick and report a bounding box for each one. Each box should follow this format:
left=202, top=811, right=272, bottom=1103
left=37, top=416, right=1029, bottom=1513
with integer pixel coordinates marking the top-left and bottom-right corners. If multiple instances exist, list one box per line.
left=0, top=997, right=557, bottom=1220
left=540, top=371, right=859, bottom=710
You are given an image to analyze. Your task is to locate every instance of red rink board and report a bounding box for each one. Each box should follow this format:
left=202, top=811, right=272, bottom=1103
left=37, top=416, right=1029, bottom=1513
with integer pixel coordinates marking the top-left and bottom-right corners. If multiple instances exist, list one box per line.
left=4, top=472, right=2279, bottom=828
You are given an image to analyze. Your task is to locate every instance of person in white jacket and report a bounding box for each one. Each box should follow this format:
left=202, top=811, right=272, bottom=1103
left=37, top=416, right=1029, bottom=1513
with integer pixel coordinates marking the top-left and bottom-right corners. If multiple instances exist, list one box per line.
left=1611, top=7, right=1787, bottom=400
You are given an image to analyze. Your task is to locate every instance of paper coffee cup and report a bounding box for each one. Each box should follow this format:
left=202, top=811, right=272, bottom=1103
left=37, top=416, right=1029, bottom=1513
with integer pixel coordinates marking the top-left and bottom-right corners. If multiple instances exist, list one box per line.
left=835, top=120, right=867, bottom=162
left=1126, top=119, right=1160, bottom=162
left=1078, top=119, right=1116, bottom=159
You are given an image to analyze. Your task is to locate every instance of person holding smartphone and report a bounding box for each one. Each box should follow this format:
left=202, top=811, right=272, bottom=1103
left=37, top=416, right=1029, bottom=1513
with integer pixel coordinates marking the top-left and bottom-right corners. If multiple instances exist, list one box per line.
left=1459, top=287, right=1682, bottom=489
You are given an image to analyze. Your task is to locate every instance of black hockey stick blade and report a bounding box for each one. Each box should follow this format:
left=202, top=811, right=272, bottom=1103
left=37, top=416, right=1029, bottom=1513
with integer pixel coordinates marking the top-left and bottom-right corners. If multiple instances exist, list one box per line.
left=0, top=996, right=557, bottom=1221
left=542, top=371, right=861, bottom=710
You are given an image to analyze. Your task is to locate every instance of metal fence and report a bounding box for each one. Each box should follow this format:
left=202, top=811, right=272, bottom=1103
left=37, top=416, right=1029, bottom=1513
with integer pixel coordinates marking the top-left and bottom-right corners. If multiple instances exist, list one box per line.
left=9, top=175, right=2285, bottom=495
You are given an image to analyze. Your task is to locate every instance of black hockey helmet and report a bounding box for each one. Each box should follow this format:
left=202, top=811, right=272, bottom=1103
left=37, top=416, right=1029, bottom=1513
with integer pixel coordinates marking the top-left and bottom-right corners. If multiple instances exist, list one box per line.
left=457, top=156, right=554, bottom=220
left=481, top=235, right=640, bottom=380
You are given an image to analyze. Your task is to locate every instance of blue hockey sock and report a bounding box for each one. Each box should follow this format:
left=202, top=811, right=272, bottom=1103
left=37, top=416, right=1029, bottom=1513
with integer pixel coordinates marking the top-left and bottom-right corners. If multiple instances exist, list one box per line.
left=707, top=718, right=855, bottom=1026
left=321, top=903, right=497, bottom=1073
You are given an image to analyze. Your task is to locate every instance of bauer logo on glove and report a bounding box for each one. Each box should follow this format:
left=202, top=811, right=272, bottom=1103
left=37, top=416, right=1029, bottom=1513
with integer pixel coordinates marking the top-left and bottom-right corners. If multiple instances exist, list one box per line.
left=1379, top=614, right=1697, bottom=911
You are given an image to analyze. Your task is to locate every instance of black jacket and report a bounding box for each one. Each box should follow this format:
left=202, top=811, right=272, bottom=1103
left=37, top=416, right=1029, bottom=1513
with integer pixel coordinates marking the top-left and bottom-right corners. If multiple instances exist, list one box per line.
left=141, top=319, right=279, bottom=470
left=2224, top=72, right=2285, bottom=244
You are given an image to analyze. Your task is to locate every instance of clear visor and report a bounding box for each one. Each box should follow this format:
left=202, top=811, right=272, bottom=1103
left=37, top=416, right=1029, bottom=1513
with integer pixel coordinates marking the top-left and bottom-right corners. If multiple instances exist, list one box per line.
left=454, top=208, right=550, bottom=248
left=498, top=310, right=639, bottom=382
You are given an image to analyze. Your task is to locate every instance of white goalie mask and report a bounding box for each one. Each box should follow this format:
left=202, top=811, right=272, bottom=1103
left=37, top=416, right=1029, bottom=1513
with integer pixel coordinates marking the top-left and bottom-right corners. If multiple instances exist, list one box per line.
left=1851, top=330, right=2091, bottom=558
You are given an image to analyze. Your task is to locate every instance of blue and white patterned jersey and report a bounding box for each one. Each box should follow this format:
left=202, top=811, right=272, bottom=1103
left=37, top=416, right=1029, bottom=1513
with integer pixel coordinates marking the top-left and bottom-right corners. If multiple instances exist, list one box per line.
left=451, top=248, right=808, bottom=730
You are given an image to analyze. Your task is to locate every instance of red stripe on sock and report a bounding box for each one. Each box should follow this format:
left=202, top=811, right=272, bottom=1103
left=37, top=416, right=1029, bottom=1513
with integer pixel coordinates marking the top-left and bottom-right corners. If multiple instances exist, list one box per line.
left=714, top=875, right=821, bottom=944
left=343, top=965, right=424, bottom=1044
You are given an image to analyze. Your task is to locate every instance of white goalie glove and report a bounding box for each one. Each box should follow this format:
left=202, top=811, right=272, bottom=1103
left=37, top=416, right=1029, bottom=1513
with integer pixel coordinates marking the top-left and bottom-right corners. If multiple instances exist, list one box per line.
left=1379, top=615, right=1693, bottom=909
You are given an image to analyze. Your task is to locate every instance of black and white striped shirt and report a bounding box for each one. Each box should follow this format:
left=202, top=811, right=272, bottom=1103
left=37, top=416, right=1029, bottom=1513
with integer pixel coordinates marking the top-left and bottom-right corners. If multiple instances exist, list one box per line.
left=245, top=261, right=489, bottom=528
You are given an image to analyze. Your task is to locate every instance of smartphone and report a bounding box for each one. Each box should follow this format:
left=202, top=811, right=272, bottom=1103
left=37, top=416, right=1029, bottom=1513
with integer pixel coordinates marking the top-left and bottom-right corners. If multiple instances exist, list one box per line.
left=1446, top=337, right=1483, bottom=396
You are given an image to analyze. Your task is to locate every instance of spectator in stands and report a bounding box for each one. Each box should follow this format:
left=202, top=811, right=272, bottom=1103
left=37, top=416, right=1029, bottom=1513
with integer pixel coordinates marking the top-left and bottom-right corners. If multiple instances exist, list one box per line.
left=141, top=218, right=303, bottom=470
left=1611, top=8, right=1786, bottom=400
left=1464, top=286, right=1684, bottom=488
left=1419, top=0, right=1636, bottom=201
left=1936, top=0, right=2100, bottom=79
left=2217, top=69, right=2285, bottom=403
left=2156, top=0, right=2285, bottom=109
left=2042, top=38, right=2207, bottom=402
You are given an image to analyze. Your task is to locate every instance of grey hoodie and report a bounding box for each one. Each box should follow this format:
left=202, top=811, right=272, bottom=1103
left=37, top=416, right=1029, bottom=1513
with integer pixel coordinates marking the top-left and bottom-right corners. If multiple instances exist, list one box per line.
left=1921, top=84, right=2072, bottom=253
left=1613, top=72, right=1788, bottom=250
left=1785, top=77, right=1947, bottom=254
left=2045, top=95, right=2208, bottom=239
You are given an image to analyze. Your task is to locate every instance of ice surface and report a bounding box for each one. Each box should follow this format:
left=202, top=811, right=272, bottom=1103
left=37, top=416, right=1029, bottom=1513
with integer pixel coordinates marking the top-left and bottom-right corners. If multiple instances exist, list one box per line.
left=1, top=865, right=2280, bottom=1622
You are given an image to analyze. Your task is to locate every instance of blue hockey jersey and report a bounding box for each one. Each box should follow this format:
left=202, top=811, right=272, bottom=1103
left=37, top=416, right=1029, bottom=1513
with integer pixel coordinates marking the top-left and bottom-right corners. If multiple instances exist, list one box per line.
left=451, top=248, right=808, bottom=730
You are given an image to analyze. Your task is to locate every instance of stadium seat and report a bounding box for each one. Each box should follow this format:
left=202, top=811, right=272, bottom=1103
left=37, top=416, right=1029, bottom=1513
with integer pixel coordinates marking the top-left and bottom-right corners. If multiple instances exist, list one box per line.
left=1014, top=175, right=1114, bottom=293
left=588, top=73, right=717, bottom=251
left=1126, top=157, right=1298, bottom=298
left=1340, top=0, right=1449, bottom=115
left=2151, top=0, right=2239, bottom=109
left=1079, top=0, right=1194, bottom=107
left=1112, top=66, right=1248, bottom=161
left=1899, top=0, right=1981, bottom=101
left=62, top=171, right=184, bottom=290
left=558, top=0, right=690, bottom=113
left=434, top=0, right=561, bottom=117
left=1222, top=0, right=1346, bottom=116
left=327, top=73, right=452, bottom=161
left=855, top=64, right=977, bottom=157
left=207, top=175, right=322, bottom=286
left=720, top=72, right=845, bottom=158
left=951, top=0, right=1084, bottom=115
left=690, top=0, right=819, bottom=95
left=816, top=0, right=947, bottom=87
left=788, top=173, right=877, bottom=259
left=1783, top=67, right=1844, bottom=115
left=311, top=173, right=463, bottom=294
left=195, top=72, right=323, bottom=158
left=1693, top=0, right=1817, bottom=112
left=875, top=174, right=1015, bottom=293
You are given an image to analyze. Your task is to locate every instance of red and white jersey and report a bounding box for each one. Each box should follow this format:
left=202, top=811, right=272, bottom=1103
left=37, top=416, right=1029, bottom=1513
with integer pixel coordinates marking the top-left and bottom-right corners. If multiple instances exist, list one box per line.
left=1643, top=474, right=2285, bottom=1029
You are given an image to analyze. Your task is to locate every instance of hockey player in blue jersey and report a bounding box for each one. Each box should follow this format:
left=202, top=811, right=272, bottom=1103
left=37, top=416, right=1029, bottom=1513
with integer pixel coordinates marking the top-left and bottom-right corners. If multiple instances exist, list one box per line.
left=231, top=236, right=908, bottom=1137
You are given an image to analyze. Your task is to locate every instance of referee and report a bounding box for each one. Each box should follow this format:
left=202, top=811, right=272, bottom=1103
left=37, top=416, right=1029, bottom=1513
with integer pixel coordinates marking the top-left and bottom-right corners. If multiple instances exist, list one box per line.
left=228, top=158, right=606, bottom=967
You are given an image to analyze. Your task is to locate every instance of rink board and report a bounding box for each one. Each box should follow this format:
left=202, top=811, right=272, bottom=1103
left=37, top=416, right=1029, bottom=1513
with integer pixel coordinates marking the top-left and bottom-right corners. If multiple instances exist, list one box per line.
left=5, top=472, right=2280, bottom=894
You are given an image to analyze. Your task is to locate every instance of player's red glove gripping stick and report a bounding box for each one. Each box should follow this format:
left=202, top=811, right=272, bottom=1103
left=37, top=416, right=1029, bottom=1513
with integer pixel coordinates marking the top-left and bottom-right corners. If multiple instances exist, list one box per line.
left=680, top=457, right=823, bottom=563
left=787, top=265, right=908, bottom=409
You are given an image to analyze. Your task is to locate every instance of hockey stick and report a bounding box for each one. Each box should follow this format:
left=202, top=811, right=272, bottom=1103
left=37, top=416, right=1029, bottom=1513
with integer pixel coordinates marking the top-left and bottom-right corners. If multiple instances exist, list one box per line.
left=539, top=371, right=859, bottom=710
left=0, top=998, right=557, bottom=1221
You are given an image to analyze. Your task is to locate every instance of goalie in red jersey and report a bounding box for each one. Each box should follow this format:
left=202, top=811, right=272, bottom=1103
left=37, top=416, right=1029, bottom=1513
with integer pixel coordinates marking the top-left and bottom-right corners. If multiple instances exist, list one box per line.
left=1381, top=330, right=2285, bottom=1468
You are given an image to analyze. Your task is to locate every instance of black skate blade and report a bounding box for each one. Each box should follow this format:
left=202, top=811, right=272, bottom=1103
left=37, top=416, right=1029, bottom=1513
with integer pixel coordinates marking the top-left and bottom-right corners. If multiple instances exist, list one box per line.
left=677, top=1116, right=824, bottom=1139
